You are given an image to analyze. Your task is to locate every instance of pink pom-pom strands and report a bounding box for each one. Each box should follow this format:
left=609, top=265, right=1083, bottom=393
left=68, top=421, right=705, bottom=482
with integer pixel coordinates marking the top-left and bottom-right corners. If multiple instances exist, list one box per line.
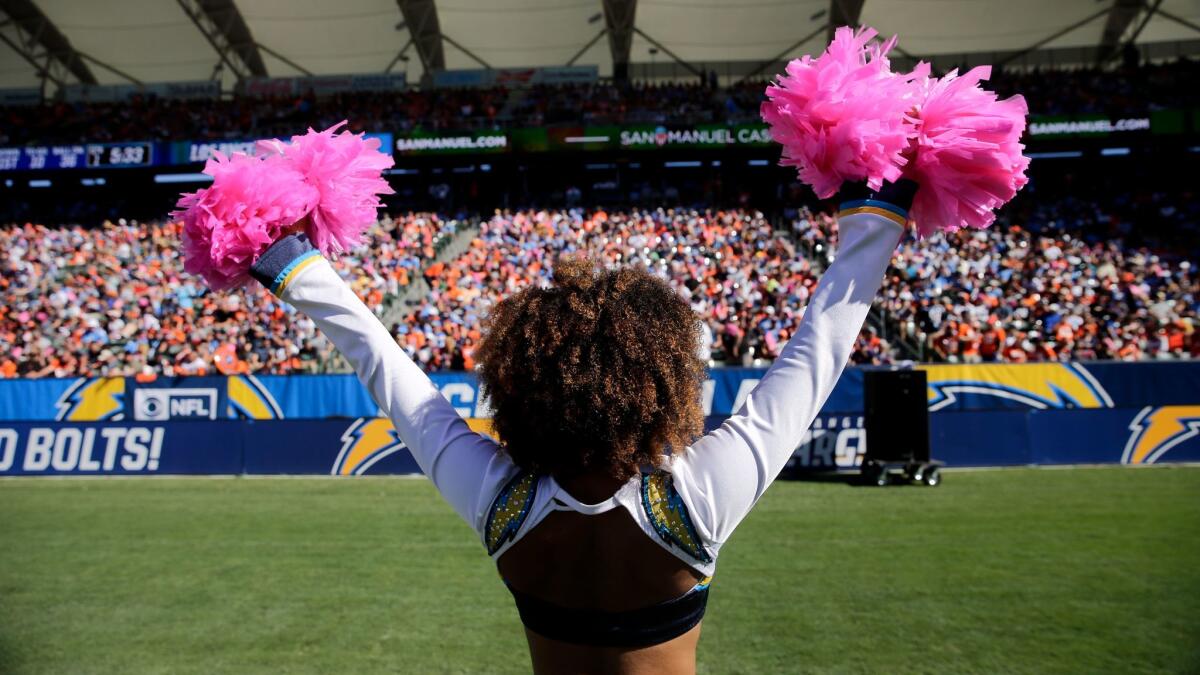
left=761, top=26, right=927, bottom=199
left=906, top=66, right=1030, bottom=237
left=256, top=122, right=395, bottom=255
left=174, top=152, right=318, bottom=291
left=173, top=122, right=394, bottom=290
left=762, top=27, right=1029, bottom=236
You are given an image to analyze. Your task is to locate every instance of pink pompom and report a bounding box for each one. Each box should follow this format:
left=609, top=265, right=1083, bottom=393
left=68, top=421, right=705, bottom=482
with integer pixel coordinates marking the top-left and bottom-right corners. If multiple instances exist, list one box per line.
left=906, top=66, right=1029, bottom=237
left=263, top=122, right=395, bottom=254
left=761, top=26, right=927, bottom=199
left=174, top=122, right=394, bottom=290
left=174, top=152, right=319, bottom=290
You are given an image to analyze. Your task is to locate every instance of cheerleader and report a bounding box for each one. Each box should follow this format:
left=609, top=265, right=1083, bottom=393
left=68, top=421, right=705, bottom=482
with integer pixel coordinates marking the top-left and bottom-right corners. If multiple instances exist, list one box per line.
left=246, top=182, right=908, bottom=673
left=175, top=27, right=1027, bottom=674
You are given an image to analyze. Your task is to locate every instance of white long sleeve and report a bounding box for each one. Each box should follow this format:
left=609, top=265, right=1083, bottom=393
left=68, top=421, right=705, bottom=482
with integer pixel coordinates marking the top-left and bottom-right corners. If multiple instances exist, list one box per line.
left=253, top=240, right=516, bottom=534
left=670, top=210, right=904, bottom=549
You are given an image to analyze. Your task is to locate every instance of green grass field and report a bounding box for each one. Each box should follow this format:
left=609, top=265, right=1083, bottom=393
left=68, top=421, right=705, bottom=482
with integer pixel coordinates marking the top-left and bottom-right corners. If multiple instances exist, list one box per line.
left=2, top=467, right=1198, bottom=674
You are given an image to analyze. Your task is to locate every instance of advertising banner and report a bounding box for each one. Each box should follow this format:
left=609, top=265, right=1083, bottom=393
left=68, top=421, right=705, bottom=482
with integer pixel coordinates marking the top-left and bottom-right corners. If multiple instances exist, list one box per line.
left=172, top=133, right=393, bottom=165
left=172, top=140, right=260, bottom=165
left=781, top=405, right=1200, bottom=471
left=242, top=73, right=407, bottom=98
left=392, top=123, right=771, bottom=154
left=5, top=362, right=1199, bottom=422
left=2, top=362, right=1197, bottom=474
left=495, top=66, right=599, bottom=86
left=433, top=66, right=597, bottom=89
left=3, top=404, right=1197, bottom=477
left=394, top=130, right=509, bottom=155
left=616, top=124, right=773, bottom=150
left=0, top=421, right=243, bottom=476
left=0, top=88, right=40, bottom=106
left=62, top=80, right=220, bottom=103
left=1026, top=114, right=1152, bottom=137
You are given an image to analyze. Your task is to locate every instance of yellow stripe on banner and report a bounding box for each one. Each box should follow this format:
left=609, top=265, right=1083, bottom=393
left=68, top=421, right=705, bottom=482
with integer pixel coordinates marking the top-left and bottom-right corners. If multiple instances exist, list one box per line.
left=273, top=254, right=321, bottom=295
left=837, top=206, right=908, bottom=228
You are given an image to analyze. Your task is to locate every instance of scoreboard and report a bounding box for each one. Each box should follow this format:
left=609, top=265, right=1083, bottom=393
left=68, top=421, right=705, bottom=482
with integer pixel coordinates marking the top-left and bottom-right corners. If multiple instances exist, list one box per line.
left=87, top=142, right=153, bottom=167
left=0, top=142, right=153, bottom=171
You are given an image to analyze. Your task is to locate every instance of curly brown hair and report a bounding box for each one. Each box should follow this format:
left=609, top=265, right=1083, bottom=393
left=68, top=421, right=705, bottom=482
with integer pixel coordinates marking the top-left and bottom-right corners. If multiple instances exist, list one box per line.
left=475, top=256, right=706, bottom=481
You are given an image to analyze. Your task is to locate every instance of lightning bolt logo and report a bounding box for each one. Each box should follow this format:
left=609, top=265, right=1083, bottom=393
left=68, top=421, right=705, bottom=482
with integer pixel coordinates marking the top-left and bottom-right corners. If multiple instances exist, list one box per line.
left=55, top=377, right=125, bottom=421
left=332, top=418, right=406, bottom=476
left=226, top=374, right=283, bottom=419
left=485, top=472, right=538, bottom=555
left=921, top=363, right=1113, bottom=411
left=1123, top=406, right=1200, bottom=465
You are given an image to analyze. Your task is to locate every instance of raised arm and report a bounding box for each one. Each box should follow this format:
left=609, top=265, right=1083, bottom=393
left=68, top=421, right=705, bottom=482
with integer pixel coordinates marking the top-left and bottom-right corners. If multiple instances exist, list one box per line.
left=670, top=182, right=912, bottom=548
left=250, top=234, right=515, bottom=531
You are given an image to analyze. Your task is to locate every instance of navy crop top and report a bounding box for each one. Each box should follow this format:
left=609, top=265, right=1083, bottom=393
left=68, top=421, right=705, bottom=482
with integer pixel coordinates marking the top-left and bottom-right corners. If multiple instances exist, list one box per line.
left=504, top=576, right=712, bottom=648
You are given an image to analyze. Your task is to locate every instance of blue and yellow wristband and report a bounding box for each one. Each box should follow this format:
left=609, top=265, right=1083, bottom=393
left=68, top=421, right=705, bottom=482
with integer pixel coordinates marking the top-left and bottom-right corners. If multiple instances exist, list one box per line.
left=835, top=179, right=917, bottom=228
left=249, top=233, right=323, bottom=296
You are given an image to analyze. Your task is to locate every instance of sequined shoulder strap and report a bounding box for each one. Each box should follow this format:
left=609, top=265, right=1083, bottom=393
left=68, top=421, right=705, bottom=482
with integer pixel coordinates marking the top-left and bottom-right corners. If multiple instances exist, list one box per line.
left=485, top=471, right=539, bottom=555
left=640, top=470, right=713, bottom=564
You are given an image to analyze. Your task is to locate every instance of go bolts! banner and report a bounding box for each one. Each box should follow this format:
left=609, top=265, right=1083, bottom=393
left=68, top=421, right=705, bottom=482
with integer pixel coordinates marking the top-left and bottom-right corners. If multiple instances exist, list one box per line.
left=1, top=362, right=1197, bottom=475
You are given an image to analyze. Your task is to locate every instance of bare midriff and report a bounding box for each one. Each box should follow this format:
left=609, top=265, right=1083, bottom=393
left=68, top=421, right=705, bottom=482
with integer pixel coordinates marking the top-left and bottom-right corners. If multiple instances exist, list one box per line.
left=497, top=474, right=707, bottom=675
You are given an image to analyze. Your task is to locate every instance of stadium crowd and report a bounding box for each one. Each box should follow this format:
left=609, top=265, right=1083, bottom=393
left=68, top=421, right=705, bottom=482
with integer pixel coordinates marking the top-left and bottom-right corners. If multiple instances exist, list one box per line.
left=1, top=190, right=1195, bottom=379
left=0, top=87, right=511, bottom=146
left=4, top=57, right=1197, bottom=146
left=398, top=207, right=921, bottom=369
left=794, top=194, right=1199, bottom=363
left=0, top=214, right=460, bottom=379
left=508, top=79, right=767, bottom=127
left=988, top=58, right=1200, bottom=116
left=397, top=207, right=904, bottom=371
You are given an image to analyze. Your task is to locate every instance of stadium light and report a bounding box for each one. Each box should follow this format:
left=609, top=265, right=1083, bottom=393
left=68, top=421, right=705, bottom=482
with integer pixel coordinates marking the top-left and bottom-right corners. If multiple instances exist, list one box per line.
left=1100, top=147, right=1131, bottom=156
left=153, top=173, right=214, bottom=184
left=1026, top=151, right=1084, bottom=160
left=28, top=179, right=51, bottom=188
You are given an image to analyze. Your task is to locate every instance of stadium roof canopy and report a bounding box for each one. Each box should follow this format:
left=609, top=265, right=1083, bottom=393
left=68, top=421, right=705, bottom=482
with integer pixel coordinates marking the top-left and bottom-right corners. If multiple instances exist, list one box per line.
left=1, top=0, right=1199, bottom=90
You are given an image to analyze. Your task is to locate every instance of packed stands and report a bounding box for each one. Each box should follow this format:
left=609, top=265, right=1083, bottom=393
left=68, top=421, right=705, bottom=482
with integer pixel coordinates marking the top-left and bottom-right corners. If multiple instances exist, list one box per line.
left=4, top=58, right=1198, bottom=146
left=988, top=59, right=1200, bottom=116
left=398, top=207, right=960, bottom=369
left=398, top=207, right=914, bottom=371
left=508, top=80, right=765, bottom=127
left=794, top=195, right=1200, bottom=363
left=2, top=187, right=1195, bottom=379
left=0, top=87, right=510, bottom=146
left=0, top=214, right=460, bottom=378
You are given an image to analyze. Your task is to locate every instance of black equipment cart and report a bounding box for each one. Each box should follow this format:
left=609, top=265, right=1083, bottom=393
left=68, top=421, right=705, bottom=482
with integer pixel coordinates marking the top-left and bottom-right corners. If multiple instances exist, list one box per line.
left=861, top=368, right=943, bottom=487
